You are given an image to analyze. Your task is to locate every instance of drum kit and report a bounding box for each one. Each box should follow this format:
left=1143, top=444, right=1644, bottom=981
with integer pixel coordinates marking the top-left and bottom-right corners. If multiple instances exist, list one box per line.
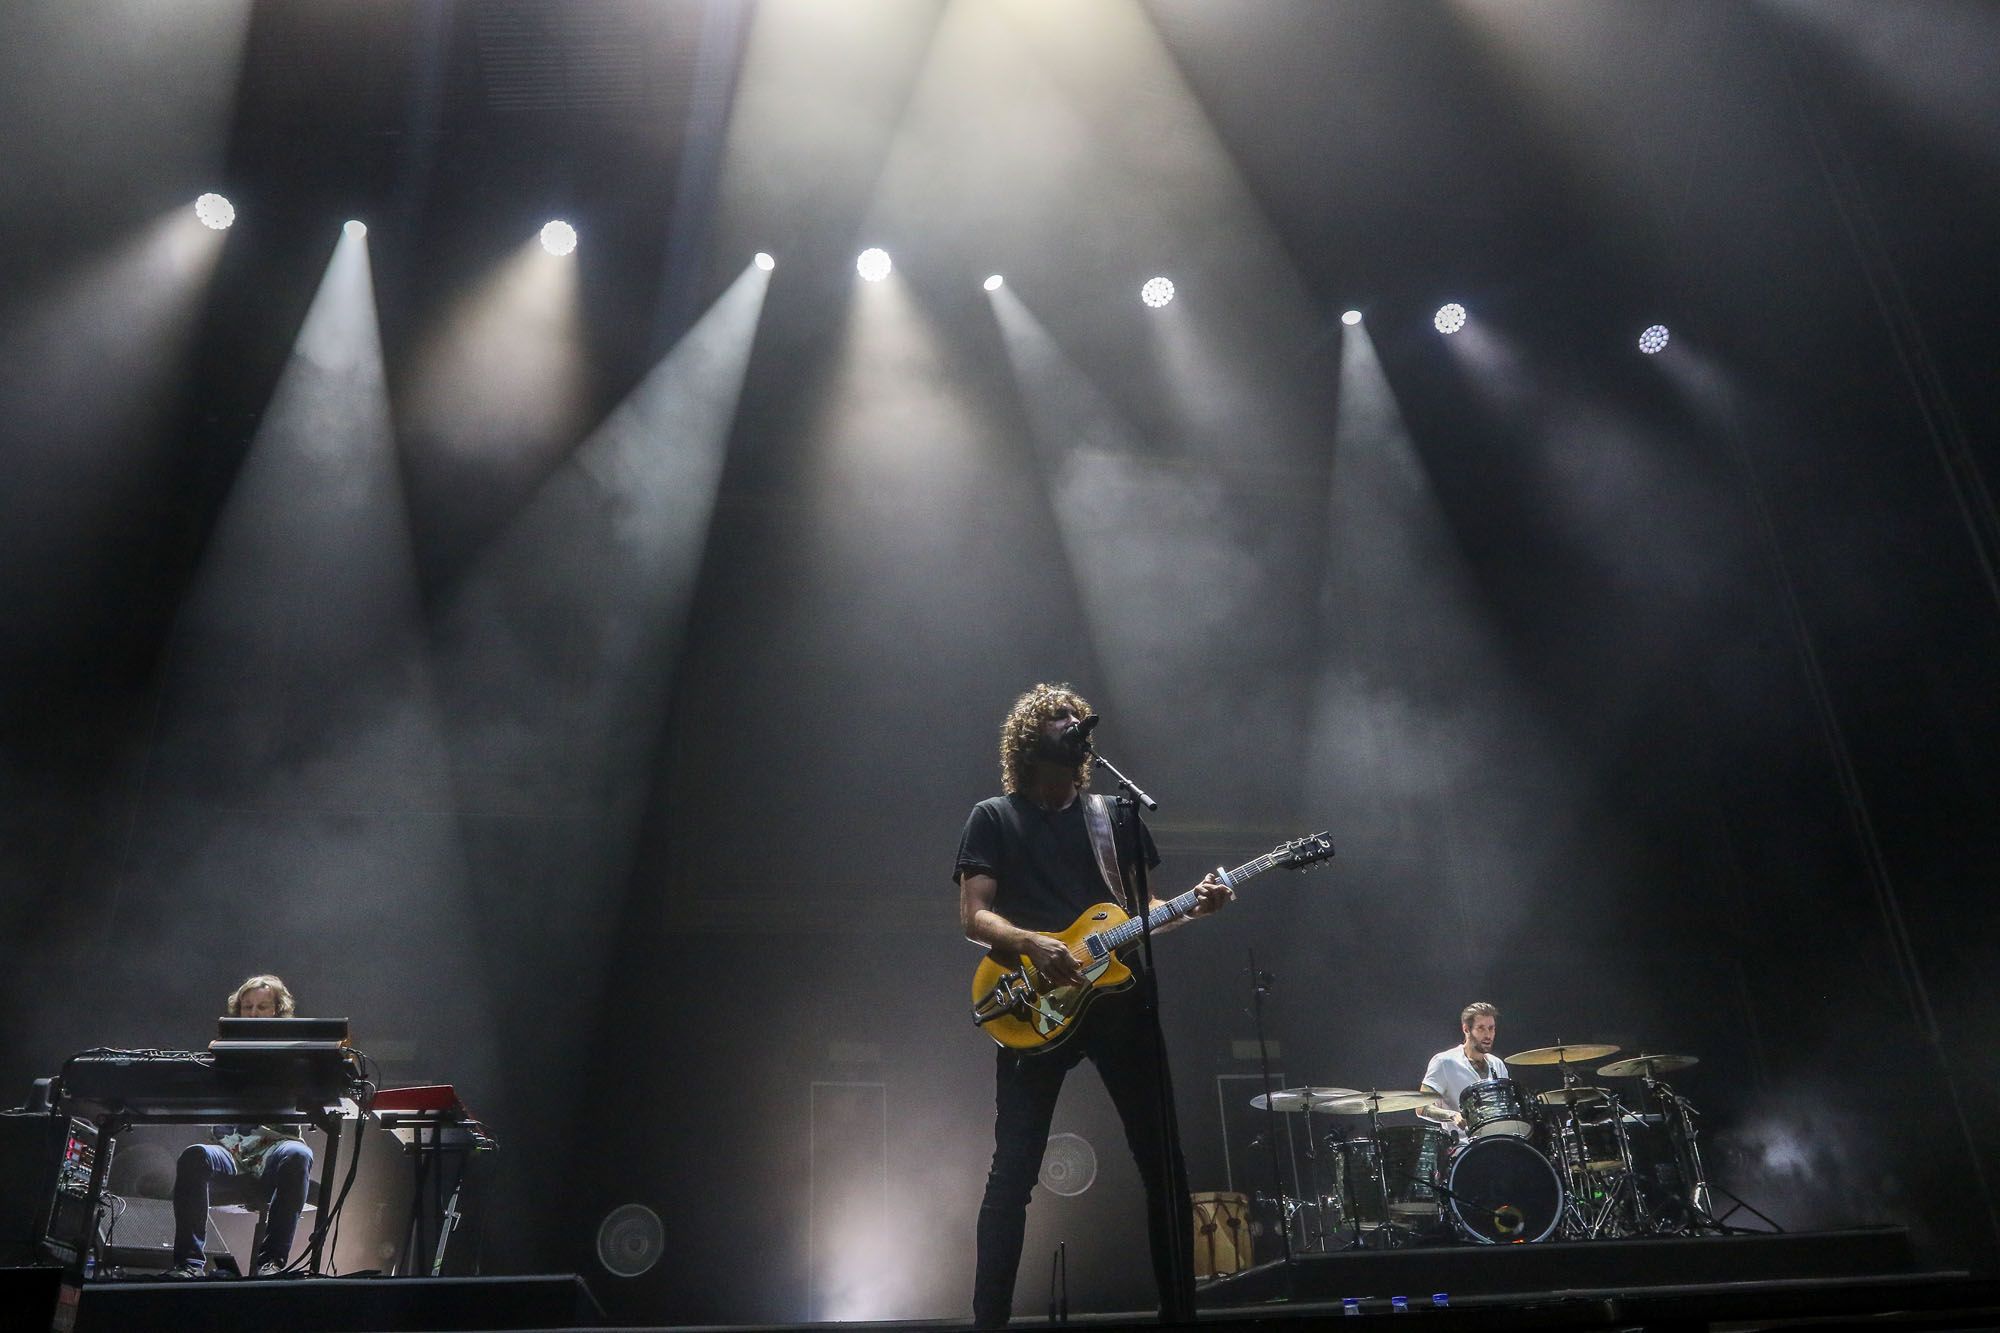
left=1241, top=1044, right=1714, bottom=1250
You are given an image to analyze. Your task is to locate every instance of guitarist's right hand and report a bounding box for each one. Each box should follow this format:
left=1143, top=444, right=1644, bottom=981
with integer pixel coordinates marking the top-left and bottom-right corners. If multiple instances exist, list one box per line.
left=1022, top=932, right=1086, bottom=988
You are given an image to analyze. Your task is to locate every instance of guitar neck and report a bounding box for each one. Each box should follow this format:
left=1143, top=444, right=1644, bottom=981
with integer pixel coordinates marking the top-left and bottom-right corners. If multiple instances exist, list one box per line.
left=1098, top=850, right=1280, bottom=953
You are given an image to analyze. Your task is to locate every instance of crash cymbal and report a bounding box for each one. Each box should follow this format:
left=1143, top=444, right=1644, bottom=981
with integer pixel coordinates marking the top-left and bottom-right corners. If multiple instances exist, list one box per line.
left=1536, top=1086, right=1610, bottom=1107
left=1597, top=1053, right=1699, bottom=1079
left=1249, top=1086, right=1363, bottom=1113
left=1320, top=1090, right=1434, bottom=1116
left=1505, top=1043, right=1621, bottom=1066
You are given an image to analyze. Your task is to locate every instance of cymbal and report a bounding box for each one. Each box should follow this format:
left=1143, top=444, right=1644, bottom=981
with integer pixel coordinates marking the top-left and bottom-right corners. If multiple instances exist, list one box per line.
left=1320, top=1090, right=1434, bottom=1116
left=1597, top=1053, right=1699, bottom=1079
left=1536, top=1086, right=1610, bottom=1107
left=1505, top=1043, right=1621, bottom=1066
left=1249, top=1086, right=1362, bottom=1113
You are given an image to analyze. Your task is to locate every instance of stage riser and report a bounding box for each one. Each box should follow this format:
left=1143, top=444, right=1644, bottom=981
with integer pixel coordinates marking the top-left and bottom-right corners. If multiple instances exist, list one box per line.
left=72, top=1272, right=600, bottom=1332
left=1200, top=1225, right=1919, bottom=1305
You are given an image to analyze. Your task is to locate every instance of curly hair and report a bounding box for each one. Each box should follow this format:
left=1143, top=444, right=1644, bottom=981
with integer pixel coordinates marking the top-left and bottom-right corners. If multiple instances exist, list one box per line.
left=1000, top=683, right=1095, bottom=796
left=227, top=974, right=297, bottom=1018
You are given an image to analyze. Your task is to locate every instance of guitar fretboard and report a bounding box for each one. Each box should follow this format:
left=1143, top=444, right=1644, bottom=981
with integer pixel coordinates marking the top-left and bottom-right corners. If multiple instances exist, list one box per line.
left=1095, top=850, right=1280, bottom=953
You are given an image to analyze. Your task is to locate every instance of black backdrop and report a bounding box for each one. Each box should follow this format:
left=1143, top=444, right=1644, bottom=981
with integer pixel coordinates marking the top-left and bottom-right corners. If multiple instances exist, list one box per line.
left=2, top=1, right=1997, bottom=1323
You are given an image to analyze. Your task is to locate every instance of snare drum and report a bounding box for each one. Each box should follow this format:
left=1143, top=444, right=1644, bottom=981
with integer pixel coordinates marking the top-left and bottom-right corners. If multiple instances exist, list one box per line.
left=1459, top=1078, right=1536, bottom=1138
left=1190, top=1191, right=1251, bottom=1277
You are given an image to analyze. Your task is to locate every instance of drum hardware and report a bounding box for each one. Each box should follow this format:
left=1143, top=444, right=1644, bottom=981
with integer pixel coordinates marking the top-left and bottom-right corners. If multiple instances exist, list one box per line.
left=1596, top=1054, right=1717, bottom=1234
left=1245, top=1084, right=1363, bottom=1252
left=1318, top=1091, right=1429, bottom=1249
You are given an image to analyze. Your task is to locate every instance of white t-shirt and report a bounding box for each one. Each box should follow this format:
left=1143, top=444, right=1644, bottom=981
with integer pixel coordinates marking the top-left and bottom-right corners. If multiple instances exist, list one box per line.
left=1421, top=1045, right=1509, bottom=1119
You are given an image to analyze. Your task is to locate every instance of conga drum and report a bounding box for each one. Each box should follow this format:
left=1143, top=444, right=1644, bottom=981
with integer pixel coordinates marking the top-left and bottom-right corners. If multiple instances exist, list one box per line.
left=1189, top=1190, right=1251, bottom=1277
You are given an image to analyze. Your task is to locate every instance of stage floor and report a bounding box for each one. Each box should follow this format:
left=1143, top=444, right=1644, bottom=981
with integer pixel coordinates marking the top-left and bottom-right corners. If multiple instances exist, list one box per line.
left=13, top=1228, right=1992, bottom=1332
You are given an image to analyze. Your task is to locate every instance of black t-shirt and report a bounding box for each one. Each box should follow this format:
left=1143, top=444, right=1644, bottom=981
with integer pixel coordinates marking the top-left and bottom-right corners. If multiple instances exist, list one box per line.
left=953, top=792, right=1161, bottom=934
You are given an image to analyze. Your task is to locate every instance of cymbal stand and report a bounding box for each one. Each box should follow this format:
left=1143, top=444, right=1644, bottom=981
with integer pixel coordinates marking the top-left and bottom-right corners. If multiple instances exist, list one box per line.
left=1298, top=1101, right=1330, bottom=1252
left=1650, top=1077, right=1738, bottom=1231
left=1585, top=1092, right=1648, bottom=1239
left=1549, top=1053, right=1593, bottom=1240
left=1366, top=1092, right=1402, bottom=1249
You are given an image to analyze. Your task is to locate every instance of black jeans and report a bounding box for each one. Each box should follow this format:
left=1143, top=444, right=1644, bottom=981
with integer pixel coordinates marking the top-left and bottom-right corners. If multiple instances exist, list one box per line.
left=972, top=987, right=1194, bottom=1326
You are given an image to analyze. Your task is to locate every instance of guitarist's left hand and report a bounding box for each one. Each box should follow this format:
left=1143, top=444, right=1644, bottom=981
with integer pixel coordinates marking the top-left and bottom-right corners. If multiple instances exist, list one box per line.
left=1188, top=872, right=1234, bottom=917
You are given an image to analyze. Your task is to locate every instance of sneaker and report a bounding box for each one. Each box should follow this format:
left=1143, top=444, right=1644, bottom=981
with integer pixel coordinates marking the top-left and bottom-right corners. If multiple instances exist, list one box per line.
left=162, top=1262, right=204, bottom=1280
left=253, top=1260, right=288, bottom=1278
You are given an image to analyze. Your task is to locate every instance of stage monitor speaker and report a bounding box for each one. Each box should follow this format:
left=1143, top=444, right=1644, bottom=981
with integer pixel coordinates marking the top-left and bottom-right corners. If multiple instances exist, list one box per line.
left=101, top=1196, right=234, bottom=1276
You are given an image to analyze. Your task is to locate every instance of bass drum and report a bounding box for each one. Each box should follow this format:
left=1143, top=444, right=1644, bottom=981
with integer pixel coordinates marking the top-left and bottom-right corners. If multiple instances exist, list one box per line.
left=1445, top=1135, right=1565, bottom=1244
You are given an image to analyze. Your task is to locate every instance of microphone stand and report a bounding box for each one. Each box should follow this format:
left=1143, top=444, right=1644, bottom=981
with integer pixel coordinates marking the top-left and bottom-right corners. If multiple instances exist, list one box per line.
left=1091, top=748, right=1190, bottom=1322
left=1246, top=952, right=1294, bottom=1264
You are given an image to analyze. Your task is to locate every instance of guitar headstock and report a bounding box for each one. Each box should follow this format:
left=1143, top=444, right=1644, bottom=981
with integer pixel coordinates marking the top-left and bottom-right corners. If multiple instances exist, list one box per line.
left=1275, top=831, right=1336, bottom=870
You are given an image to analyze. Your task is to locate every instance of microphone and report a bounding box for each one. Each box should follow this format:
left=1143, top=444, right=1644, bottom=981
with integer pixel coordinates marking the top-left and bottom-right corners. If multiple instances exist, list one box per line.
left=1061, top=714, right=1101, bottom=753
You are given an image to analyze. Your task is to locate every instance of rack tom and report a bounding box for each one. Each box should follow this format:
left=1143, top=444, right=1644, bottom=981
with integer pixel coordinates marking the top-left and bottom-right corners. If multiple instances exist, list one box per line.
left=1459, top=1078, right=1536, bottom=1138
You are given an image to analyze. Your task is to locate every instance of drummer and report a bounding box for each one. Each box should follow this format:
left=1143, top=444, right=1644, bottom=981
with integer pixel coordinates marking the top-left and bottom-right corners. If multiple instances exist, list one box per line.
left=1416, top=1002, right=1508, bottom=1134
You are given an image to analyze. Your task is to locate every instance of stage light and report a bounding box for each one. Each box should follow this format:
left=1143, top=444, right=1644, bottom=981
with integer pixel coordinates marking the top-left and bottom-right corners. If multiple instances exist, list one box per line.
left=344, top=220, right=367, bottom=239
left=856, top=248, right=891, bottom=282
left=596, top=1204, right=665, bottom=1278
left=753, top=252, right=775, bottom=272
left=1638, top=324, right=1670, bottom=355
left=1341, top=309, right=1363, bottom=326
left=1140, top=276, right=1175, bottom=308
left=983, top=274, right=1004, bottom=292
left=540, top=221, right=577, bottom=256
left=194, top=194, right=235, bottom=231
left=1434, top=303, right=1467, bottom=335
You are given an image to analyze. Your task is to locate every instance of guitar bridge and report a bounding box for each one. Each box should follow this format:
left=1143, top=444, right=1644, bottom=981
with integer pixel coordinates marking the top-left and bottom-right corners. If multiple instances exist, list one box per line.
left=972, top=970, right=1033, bottom=1026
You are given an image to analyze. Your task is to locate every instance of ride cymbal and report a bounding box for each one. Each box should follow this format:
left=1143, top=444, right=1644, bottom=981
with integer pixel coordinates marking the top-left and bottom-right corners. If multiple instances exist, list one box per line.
left=1596, top=1053, right=1699, bottom=1078
left=1505, top=1043, right=1621, bottom=1066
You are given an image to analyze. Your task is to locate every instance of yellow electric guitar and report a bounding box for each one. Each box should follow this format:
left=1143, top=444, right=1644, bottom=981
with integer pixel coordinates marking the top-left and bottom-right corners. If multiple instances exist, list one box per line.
left=970, top=832, right=1335, bottom=1051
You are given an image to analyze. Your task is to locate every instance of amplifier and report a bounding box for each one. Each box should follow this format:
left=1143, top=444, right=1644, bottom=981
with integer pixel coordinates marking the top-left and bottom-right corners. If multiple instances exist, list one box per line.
left=0, top=1110, right=100, bottom=1265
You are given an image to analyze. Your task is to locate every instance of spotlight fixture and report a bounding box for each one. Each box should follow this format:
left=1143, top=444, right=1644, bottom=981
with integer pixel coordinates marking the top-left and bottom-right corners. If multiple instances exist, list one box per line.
left=540, top=220, right=578, bottom=256
left=344, top=220, right=367, bottom=239
left=983, top=274, right=1004, bottom=292
left=753, top=252, right=775, bottom=272
left=1341, top=309, right=1363, bottom=326
left=194, top=193, right=235, bottom=231
left=1433, top=303, right=1468, bottom=335
left=856, top=248, right=892, bottom=282
left=596, top=1204, right=665, bottom=1279
left=1140, top=276, right=1175, bottom=309
left=1638, top=324, right=1671, bottom=355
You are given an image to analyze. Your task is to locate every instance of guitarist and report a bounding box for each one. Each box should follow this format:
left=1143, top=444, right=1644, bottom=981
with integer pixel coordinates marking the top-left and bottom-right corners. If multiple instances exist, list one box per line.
left=955, top=683, right=1230, bottom=1327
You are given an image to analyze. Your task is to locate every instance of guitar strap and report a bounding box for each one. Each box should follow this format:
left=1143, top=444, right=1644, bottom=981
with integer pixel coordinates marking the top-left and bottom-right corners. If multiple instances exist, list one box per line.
left=1082, top=794, right=1136, bottom=914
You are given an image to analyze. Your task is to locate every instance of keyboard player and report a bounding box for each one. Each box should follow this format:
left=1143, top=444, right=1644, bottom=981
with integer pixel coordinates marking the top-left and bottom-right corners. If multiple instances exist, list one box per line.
left=166, top=974, right=315, bottom=1279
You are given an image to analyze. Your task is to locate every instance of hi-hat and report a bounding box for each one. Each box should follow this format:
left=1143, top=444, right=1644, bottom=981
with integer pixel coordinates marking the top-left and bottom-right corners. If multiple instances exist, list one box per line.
left=1506, top=1043, right=1620, bottom=1066
left=1320, top=1090, right=1433, bottom=1116
left=1597, top=1053, right=1699, bottom=1079
left=1249, top=1087, right=1362, bottom=1113
left=1536, top=1086, right=1611, bottom=1107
